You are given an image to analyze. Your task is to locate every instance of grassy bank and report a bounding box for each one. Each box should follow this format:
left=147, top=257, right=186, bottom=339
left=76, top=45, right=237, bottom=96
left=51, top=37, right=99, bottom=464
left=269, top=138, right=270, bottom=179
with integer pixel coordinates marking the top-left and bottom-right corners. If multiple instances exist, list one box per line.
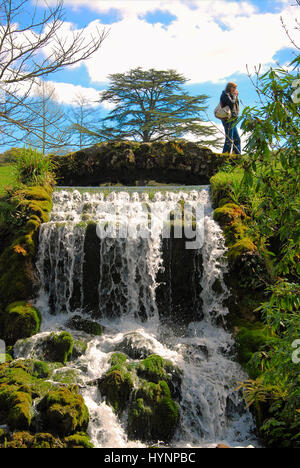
left=0, top=165, right=16, bottom=196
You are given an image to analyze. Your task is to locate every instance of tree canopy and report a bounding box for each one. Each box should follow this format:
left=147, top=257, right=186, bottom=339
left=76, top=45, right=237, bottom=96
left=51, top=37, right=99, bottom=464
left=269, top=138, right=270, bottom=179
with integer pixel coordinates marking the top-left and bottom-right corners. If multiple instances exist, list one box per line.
left=77, top=68, right=220, bottom=146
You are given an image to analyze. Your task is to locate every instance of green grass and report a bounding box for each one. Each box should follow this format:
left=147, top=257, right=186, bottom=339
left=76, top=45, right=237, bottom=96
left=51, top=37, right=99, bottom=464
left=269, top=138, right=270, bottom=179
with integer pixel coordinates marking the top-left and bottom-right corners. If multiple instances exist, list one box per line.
left=0, top=165, right=16, bottom=196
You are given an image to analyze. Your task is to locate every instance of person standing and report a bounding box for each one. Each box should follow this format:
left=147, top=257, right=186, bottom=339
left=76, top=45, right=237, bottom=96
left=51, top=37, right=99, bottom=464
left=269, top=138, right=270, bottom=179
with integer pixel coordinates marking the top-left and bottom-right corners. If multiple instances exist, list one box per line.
left=220, top=82, right=241, bottom=154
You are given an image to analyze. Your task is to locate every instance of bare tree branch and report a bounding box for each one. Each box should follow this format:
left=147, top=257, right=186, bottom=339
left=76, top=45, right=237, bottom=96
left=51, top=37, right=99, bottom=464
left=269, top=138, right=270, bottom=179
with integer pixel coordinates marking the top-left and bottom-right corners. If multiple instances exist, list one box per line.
left=0, top=0, right=108, bottom=148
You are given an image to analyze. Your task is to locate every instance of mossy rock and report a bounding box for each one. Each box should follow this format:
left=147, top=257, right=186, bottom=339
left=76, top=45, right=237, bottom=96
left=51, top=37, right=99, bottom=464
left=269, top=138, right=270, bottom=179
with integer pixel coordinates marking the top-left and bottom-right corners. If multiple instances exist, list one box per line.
left=43, top=332, right=74, bottom=364
left=99, top=367, right=134, bottom=414
left=99, top=352, right=181, bottom=442
left=2, top=431, right=65, bottom=449
left=0, top=361, right=53, bottom=399
left=37, top=386, right=89, bottom=437
left=128, top=380, right=179, bottom=442
left=0, top=184, right=53, bottom=308
left=0, top=251, right=35, bottom=306
left=228, top=238, right=256, bottom=260
left=66, top=315, right=103, bottom=336
left=1, top=301, right=41, bottom=345
left=137, top=354, right=167, bottom=384
left=64, top=432, right=93, bottom=449
left=52, top=368, right=82, bottom=385
left=213, top=203, right=245, bottom=227
left=0, top=385, right=33, bottom=430
left=236, top=323, right=273, bottom=378
left=4, top=431, right=35, bottom=449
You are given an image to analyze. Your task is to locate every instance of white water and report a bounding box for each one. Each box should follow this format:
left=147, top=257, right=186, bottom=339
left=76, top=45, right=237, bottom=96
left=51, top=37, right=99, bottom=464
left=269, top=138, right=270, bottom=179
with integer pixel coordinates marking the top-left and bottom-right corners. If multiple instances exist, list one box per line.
left=14, top=188, right=257, bottom=448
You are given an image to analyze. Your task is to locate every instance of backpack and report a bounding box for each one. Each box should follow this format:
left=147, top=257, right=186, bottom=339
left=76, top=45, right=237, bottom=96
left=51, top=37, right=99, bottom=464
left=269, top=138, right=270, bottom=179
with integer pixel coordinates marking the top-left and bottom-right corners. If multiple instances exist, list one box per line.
left=214, top=102, right=231, bottom=120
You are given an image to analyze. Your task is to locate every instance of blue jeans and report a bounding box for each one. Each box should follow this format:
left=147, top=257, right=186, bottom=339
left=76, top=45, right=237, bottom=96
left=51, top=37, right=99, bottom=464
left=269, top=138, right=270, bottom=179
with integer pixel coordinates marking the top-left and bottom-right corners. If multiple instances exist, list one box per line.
left=222, top=120, right=241, bottom=154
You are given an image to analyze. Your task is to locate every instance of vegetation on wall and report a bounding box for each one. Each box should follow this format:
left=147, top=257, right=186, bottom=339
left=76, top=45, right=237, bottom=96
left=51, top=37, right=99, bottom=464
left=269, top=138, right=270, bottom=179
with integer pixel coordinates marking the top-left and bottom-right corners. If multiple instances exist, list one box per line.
left=210, top=56, right=300, bottom=448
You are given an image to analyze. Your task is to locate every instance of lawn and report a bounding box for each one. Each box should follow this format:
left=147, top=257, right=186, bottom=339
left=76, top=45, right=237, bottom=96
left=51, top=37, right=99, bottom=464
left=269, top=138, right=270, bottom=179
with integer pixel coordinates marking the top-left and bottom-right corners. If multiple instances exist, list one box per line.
left=0, top=164, right=16, bottom=196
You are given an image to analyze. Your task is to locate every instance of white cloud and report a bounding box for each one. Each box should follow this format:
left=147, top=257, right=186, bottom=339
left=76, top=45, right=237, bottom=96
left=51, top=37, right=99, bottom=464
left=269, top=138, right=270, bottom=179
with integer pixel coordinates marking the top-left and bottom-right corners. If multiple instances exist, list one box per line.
left=25, top=79, right=116, bottom=111
left=46, top=0, right=299, bottom=85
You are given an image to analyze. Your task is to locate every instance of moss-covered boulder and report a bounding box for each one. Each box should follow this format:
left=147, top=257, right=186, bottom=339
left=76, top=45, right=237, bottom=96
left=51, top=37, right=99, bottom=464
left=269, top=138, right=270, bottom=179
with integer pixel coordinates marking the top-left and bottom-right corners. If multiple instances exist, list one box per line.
left=43, top=332, right=74, bottom=364
left=99, top=353, right=134, bottom=414
left=1, top=302, right=41, bottom=345
left=64, top=432, right=93, bottom=449
left=137, top=354, right=167, bottom=384
left=0, top=184, right=53, bottom=307
left=0, top=385, right=33, bottom=430
left=213, top=203, right=246, bottom=226
left=37, top=386, right=89, bottom=437
left=128, top=380, right=179, bottom=441
left=0, top=430, right=93, bottom=448
left=99, top=352, right=181, bottom=443
left=0, top=359, right=92, bottom=446
left=66, top=315, right=103, bottom=336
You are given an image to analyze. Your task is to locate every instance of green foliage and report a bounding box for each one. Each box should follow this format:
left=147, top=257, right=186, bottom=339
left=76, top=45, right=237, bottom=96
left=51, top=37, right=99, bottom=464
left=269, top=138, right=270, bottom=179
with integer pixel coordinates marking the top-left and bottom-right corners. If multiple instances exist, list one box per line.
left=240, top=66, right=300, bottom=279
left=82, top=68, right=220, bottom=146
left=212, top=57, right=300, bottom=448
left=16, top=147, right=56, bottom=187
left=0, top=148, right=23, bottom=166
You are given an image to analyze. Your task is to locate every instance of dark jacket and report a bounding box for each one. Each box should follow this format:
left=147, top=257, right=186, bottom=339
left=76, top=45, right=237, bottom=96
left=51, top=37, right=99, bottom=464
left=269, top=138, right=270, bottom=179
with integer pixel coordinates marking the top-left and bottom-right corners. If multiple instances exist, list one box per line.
left=220, top=91, right=239, bottom=119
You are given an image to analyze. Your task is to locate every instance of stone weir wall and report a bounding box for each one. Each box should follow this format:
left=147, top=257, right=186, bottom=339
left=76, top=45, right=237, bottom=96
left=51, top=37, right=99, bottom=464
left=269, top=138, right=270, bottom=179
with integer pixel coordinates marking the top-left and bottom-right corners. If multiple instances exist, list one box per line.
left=52, top=141, right=235, bottom=186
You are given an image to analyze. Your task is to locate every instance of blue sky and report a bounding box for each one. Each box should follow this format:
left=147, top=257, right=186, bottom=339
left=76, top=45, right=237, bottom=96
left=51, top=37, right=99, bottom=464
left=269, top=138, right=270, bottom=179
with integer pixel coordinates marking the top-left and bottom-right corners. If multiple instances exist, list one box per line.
left=32, top=0, right=300, bottom=145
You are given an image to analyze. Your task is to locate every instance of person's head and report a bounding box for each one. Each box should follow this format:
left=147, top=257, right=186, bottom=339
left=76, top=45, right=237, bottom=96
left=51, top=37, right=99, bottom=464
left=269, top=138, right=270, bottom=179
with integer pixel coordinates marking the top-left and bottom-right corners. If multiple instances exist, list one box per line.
left=225, top=82, right=237, bottom=94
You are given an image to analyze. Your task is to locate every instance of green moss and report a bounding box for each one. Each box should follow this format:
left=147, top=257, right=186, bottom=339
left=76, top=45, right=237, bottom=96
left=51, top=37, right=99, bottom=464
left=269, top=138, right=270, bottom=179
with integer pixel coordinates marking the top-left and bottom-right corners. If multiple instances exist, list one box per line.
left=137, top=354, right=167, bottom=383
left=1, top=301, right=41, bottom=345
left=99, top=351, right=181, bottom=442
left=236, top=323, right=273, bottom=378
left=0, top=184, right=53, bottom=308
left=31, top=360, right=51, bottom=379
left=2, top=431, right=65, bottom=449
left=30, top=432, right=65, bottom=449
left=44, top=332, right=74, bottom=364
left=37, top=386, right=89, bottom=437
left=66, top=315, right=103, bottom=336
left=99, top=369, right=134, bottom=414
left=52, top=369, right=81, bottom=385
left=213, top=203, right=245, bottom=226
left=0, top=361, right=53, bottom=398
left=0, top=385, right=33, bottom=430
left=128, top=380, right=179, bottom=442
left=228, top=238, right=256, bottom=260
left=0, top=354, right=12, bottom=363
left=109, top=352, right=128, bottom=367
left=64, top=432, right=94, bottom=449
left=4, top=431, right=34, bottom=448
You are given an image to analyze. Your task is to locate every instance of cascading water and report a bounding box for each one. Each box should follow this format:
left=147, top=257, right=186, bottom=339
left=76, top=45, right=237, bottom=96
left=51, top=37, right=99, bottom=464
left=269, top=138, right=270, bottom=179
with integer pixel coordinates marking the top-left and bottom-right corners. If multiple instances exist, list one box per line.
left=14, top=187, right=257, bottom=448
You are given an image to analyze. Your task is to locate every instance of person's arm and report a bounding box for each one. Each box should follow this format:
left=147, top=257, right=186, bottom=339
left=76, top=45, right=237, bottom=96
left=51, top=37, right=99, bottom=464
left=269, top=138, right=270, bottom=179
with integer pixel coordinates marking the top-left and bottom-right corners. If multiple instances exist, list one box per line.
left=221, top=91, right=236, bottom=110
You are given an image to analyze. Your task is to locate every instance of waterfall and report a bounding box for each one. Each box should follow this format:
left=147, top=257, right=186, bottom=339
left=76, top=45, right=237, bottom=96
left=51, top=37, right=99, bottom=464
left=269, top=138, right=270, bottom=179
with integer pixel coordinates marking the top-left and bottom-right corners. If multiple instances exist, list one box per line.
left=16, top=187, right=256, bottom=448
